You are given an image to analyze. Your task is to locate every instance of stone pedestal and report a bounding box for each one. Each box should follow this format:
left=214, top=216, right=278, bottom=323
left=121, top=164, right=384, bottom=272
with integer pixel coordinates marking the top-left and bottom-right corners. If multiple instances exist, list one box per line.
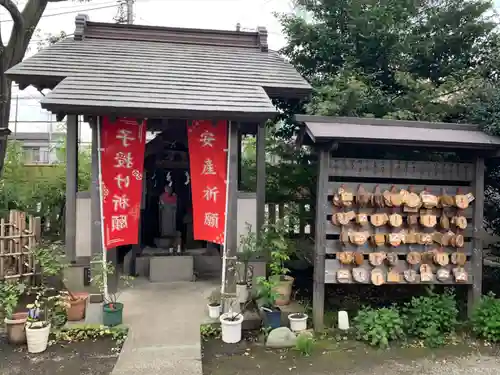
left=149, top=256, right=194, bottom=282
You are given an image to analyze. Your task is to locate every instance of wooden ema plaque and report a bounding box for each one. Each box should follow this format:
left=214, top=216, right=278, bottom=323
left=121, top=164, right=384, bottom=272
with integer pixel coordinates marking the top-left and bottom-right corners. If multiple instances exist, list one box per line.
left=323, top=163, right=475, bottom=286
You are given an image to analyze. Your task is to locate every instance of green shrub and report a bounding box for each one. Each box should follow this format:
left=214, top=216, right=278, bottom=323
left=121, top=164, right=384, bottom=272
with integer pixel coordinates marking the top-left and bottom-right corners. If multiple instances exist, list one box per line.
left=471, top=292, right=500, bottom=342
left=353, top=306, right=405, bottom=349
left=402, top=288, right=458, bottom=347
left=294, top=333, right=316, bottom=356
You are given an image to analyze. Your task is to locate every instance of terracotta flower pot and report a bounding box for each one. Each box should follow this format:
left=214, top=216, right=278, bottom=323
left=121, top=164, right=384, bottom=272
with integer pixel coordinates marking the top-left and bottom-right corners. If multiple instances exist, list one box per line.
left=4, top=312, right=28, bottom=345
left=66, top=293, right=89, bottom=322
left=272, top=275, right=294, bottom=306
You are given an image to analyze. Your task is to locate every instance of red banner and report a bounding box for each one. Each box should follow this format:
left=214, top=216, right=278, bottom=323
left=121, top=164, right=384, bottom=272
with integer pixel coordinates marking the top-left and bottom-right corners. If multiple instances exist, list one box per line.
left=100, top=117, right=146, bottom=250
left=187, top=120, right=228, bottom=245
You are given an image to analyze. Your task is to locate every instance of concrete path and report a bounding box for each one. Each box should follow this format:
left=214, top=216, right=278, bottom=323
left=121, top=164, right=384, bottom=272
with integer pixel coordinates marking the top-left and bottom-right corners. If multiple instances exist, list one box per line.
left=111, top=279, right=218, bottom=375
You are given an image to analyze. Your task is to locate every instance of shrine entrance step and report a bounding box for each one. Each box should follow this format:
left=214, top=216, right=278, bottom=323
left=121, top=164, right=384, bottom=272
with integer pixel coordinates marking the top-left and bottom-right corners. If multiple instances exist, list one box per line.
left=123, top=247, right=221, bottom=281
left=185, top=248, right=222, bottom=280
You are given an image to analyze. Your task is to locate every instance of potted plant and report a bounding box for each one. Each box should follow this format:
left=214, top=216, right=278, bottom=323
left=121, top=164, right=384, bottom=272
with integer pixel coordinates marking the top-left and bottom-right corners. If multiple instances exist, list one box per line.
left=25, top=287, right=67, bottom=353
left=255, top=276, right=281, bottom=329
left=236, top=225, right=261, bottom=304
left=262, top=220, right=295, bottom=306
left=288, top=313, right=308, bottom=332
left=0, top=281, right=28, bottom=344
left=219, top=299, right=252, bottom=344
left=91, top=254, right=134, bottom=327
left=207, top=289, right=221, bottom=319
left=32, top=241, right=88, bottom=321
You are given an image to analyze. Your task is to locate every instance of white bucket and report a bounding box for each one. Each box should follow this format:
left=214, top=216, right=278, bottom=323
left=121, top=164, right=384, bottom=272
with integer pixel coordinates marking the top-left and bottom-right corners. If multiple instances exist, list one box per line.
left=219, top=312, right=243, bottom=344
left=207, top=304, right=221, bottom=319
left=26, top=323, right=51, bottom=353
left=236, top=284, right=249, bottom=304
left=288, top=313, right=308, bottom=332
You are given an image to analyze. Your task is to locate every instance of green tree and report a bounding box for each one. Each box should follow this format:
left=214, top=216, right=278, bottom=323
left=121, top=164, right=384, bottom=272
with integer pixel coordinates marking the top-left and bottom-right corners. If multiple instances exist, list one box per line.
left=0, top=139, right=91, bottom=235
left=278, top=0, right=497, bottom=123
left=271, top=0, right=500, bottom=236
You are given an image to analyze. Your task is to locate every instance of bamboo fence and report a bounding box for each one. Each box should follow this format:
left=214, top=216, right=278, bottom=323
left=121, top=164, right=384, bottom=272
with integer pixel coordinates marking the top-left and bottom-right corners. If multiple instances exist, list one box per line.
left=0, top=210, right=41, bottom=281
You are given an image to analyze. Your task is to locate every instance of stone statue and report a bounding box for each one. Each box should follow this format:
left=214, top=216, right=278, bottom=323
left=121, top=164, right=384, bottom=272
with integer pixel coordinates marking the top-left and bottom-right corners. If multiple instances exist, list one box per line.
left=159, top=185, right=177, bottom=237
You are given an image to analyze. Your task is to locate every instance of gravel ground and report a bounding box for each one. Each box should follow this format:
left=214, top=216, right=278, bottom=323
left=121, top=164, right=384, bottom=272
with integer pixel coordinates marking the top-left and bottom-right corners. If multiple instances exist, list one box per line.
left=203, top=337, right=500, bottom=375
left=0, top=337, right=120, bottom=375
left=350, top=354, right=500, bottom=375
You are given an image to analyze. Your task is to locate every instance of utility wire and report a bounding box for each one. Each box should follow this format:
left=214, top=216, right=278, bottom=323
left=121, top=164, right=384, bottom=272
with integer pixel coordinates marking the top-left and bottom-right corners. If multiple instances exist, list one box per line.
left=0, top=3, right=118, bottom=23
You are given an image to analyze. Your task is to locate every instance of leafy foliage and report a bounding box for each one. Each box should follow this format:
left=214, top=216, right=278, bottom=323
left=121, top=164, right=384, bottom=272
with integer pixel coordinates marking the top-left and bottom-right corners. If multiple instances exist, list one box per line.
left=254, top=276, right=280, bottom=308
left=260, top=219, right=295, bottom=277
left=236, top=224, right=262, bottom=284
left=90, top=254, right=134, bottom=307
left=279, top=0, right=497, bottom=122
left=31, top=241, right=67, bottom=280
left=402, top=288, right=458, bottom=347
left=240, top=125, right=316, bottom=206
left=27, top=241, right=72, bottom=328
left=353, top=306, right=405, bottom=348
left=471, top=292, right=500, bottom=342
left=294, top=333, right=316, bottom=356
left=0, top=281, right=25, bottom=319
left=51, top=323, right=128, bottom=349
left=0, top=140, right=91, bottom=236
left=276, top=0, right=500, bottom=238
left=207, top=288, right=221, bottom=306
left=200, top=324, right=221, bottom=341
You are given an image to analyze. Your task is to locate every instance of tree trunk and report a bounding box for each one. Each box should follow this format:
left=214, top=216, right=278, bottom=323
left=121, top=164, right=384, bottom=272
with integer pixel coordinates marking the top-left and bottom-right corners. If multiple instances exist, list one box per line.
left=0, top=0, right=56, bottom=176
left=0, top=79, right=12, bottom=177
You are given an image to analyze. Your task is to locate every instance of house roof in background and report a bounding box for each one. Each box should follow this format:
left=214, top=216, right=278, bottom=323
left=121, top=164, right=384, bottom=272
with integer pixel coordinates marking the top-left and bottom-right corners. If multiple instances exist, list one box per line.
left=6, top=15, right=311, bottom=121
left=296, top=115, right=500, bottom=149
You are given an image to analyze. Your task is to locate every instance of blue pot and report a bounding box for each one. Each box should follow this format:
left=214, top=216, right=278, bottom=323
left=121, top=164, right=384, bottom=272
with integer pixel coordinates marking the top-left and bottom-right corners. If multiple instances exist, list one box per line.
left=261, top=307, right=281, bottom=329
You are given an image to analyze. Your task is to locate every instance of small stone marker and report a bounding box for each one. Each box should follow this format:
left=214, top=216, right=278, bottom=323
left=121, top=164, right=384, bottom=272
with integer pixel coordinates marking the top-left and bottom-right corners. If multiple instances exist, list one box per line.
left=265, top=327, right=297, bottom=348
left=338, top=310, right=350, bottom=330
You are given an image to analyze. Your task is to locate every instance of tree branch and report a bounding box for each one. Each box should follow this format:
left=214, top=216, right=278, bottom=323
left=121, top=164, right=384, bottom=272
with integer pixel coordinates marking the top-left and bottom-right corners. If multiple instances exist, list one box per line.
left=6, top=0, right=50, bottom=67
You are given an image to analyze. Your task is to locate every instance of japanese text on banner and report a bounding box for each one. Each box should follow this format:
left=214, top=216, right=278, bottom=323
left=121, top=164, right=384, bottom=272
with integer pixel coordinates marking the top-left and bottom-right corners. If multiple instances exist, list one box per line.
left=187, top=120, right=228, bottom=245
left=100, top=117, right=146, bottom=250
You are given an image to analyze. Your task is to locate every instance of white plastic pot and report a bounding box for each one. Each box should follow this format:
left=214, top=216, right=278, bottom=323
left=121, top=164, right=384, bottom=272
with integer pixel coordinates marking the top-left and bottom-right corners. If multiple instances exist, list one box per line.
left=236, top=284, right=249, bottom=304
left=26, top=323, right=51, bottom=354
left=219, top=312, right=244, bottom=344
left=207, top=304, right=221, bottom=319
left=288, top=313, right=308, bottom=332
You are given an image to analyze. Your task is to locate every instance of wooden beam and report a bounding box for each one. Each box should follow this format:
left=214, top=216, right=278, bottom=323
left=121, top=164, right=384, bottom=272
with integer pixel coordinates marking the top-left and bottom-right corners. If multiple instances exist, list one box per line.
left=468, top=156, right=485, bottom=317
left=90, top=118, right=104, bottom=296
left=65, top=115, right=78, bottom=263
left=256, top=123, right=266, bottom=235
left=237, top=128, right=242, bottom=191
left=313, top=144, right=330, bottom=331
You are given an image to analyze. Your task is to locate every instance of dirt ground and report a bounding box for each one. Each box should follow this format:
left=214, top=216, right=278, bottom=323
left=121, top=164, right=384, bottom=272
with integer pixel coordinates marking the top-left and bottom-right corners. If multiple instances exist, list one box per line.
left=0, top=337, right=120, bottom=375
left=202, top=335, right=500, bottom=375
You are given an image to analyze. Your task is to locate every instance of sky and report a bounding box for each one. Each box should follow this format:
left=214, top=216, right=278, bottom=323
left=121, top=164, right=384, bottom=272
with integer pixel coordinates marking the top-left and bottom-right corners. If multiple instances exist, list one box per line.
left=5, top=0, right=500, bottom=143
left=3, top=0, right=294, bottom=142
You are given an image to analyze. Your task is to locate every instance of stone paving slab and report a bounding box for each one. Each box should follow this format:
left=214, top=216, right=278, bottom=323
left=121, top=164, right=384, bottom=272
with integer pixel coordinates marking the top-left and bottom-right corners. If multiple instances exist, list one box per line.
left=111, top=279, right=218, bottom=375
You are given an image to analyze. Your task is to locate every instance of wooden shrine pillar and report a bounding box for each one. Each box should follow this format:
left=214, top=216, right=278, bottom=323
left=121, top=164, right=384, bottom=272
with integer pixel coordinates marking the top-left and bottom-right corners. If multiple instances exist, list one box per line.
left=312, top=143, right=330, bottom=331
left=256, top=123, right=266, bottom=237
left=90, top=118, right=103, bottom=293
left=468, top=155, right=485, bottom=316
left=65, top=115, right=78, bottom=263
left=237, top=128, right=242, bottom=191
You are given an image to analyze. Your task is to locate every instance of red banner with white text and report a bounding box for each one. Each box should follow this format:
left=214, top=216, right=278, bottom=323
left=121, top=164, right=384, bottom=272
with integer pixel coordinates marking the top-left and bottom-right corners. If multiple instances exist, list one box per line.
left=100, top=117, right=146, bottom=250
left=187, top=120, right=228, bottom=245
